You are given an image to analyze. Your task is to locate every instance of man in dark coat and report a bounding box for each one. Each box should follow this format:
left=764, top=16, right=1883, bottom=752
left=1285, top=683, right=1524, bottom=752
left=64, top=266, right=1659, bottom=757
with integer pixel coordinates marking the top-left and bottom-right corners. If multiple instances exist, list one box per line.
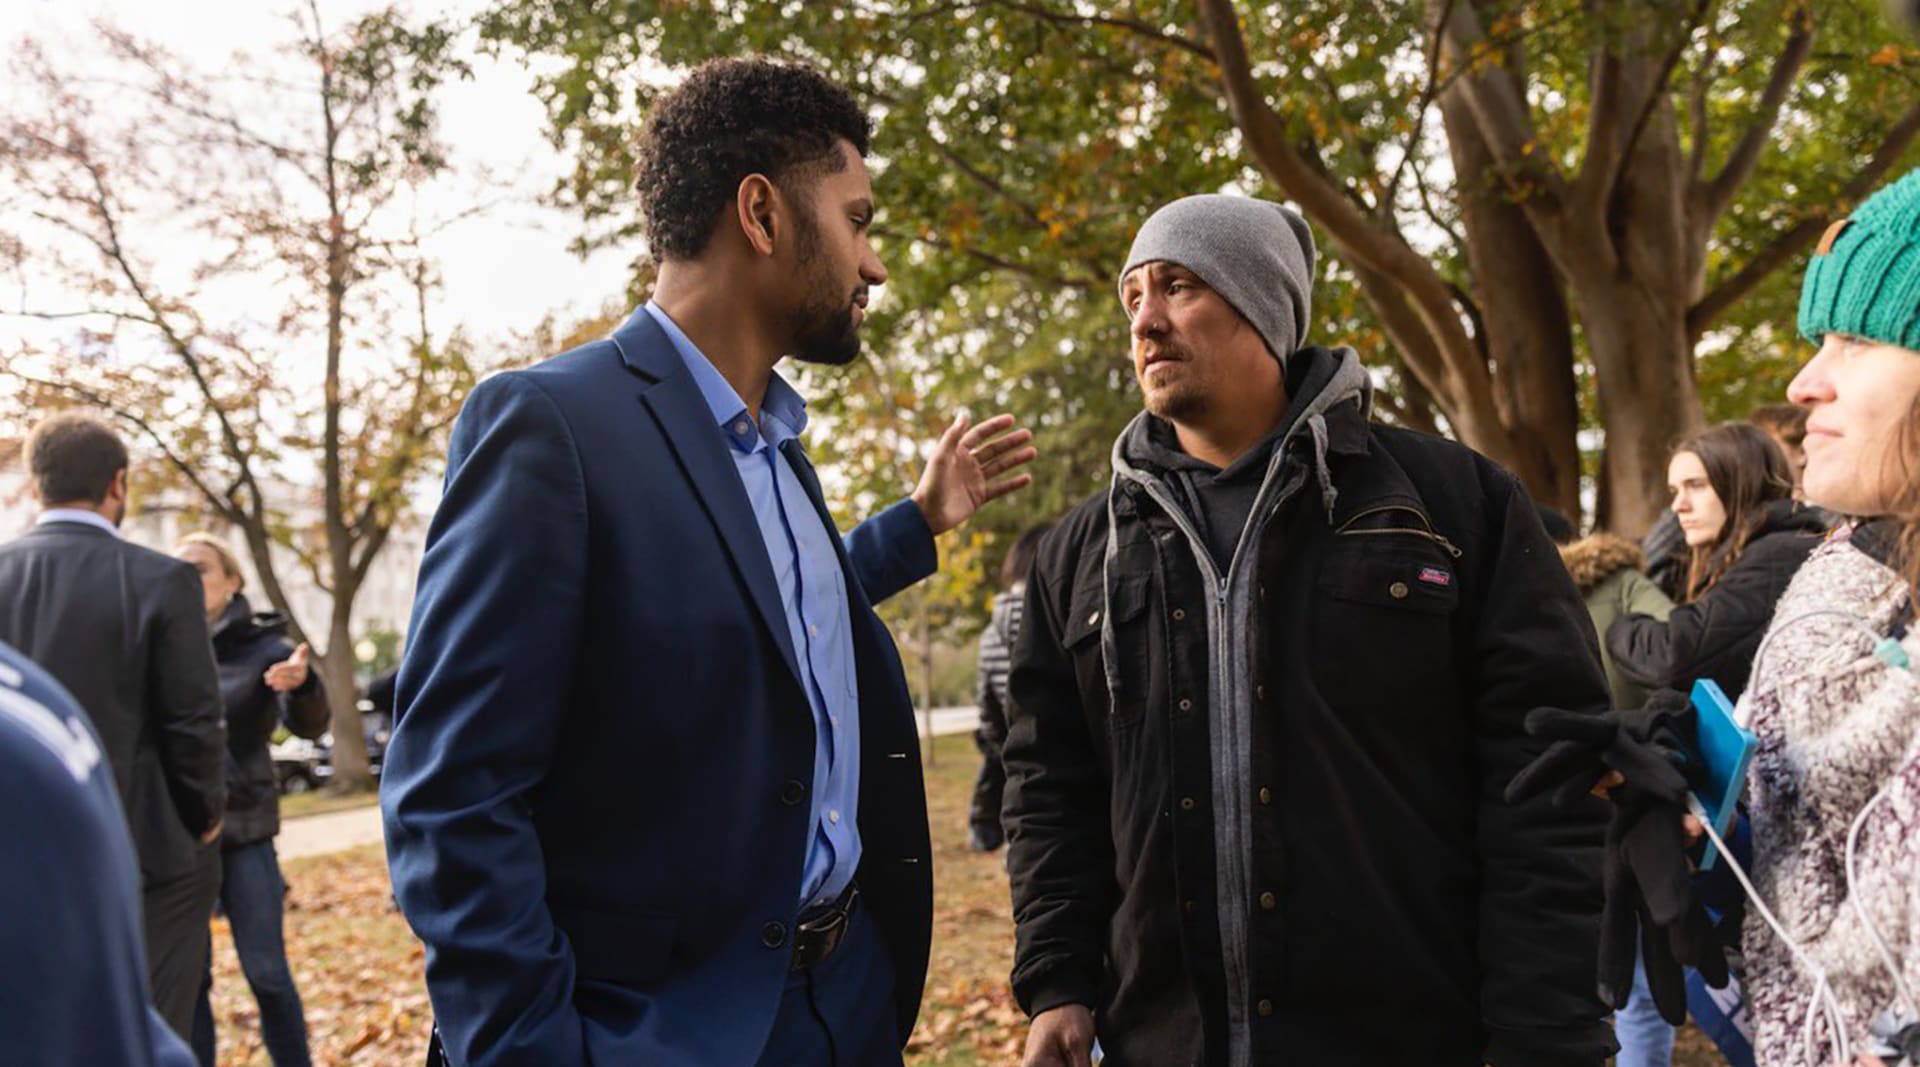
left=1005, top=195, right=1614, bottom=1067
left=0, top=412, right=225, bottom=1041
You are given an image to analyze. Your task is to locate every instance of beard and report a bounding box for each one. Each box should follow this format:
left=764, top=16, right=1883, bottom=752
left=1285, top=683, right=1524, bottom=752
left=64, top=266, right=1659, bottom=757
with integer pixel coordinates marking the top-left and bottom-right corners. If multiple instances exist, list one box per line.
left=1138, top=343, right=1208, bottom=422
left=1144, top=381, right=1209, bottom=423
left=787, top=206, right=864, bottom=367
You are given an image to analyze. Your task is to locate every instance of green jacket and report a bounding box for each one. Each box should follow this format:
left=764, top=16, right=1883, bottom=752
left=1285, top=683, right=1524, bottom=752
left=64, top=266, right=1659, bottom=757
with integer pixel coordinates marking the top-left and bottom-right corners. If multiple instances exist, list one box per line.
left=1561, top=534, right=1674, bottom=708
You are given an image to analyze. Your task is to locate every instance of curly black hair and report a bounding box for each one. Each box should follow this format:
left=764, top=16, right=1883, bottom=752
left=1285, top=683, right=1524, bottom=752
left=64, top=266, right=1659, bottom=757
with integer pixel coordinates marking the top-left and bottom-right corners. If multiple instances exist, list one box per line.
left=635, top=57, right=872, bottom=261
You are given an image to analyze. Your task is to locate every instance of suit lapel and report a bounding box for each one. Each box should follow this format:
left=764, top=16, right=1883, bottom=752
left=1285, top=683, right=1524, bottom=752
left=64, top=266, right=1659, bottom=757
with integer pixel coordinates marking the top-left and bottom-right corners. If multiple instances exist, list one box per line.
left=617, top=311, right=805, bottom=692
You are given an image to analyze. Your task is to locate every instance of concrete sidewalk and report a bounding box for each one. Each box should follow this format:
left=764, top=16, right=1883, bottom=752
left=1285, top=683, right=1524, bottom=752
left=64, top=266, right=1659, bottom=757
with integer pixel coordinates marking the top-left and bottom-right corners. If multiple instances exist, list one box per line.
left=275, top=706, right=984, bottom=860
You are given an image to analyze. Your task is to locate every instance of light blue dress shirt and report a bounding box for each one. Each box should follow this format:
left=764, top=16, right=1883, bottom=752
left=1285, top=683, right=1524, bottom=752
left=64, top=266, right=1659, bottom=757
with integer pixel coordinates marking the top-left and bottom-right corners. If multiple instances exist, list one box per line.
left=36, top=509, right=121, bottom=537
left=643, top=302, right=863, bottom=910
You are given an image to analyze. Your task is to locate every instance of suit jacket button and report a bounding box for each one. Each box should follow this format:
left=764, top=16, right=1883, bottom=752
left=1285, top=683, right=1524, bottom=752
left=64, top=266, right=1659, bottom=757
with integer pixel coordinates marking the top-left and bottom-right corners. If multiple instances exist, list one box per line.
left=780, top=780, right=807, bottom=806
left=761, top=921, right=787, bottom=949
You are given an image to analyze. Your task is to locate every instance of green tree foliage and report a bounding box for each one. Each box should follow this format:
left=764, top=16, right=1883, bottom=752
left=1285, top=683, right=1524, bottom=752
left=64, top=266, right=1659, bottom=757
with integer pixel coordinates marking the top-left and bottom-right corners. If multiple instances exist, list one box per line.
left=483, top=0, right=1920, bottom=548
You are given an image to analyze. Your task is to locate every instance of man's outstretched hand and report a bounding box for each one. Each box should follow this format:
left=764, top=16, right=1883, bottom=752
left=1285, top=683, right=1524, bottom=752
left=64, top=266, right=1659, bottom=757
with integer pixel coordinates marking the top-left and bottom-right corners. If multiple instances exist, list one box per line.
left=911, top=413, right=1036, bottom=535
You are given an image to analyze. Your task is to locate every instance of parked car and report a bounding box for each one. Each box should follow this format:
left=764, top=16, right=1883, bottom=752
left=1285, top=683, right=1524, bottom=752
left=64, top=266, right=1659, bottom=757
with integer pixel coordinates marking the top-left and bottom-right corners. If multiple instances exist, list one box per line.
left=270, top=736, right=326, bottom=795
left=310, top=704, right=391, bottom=782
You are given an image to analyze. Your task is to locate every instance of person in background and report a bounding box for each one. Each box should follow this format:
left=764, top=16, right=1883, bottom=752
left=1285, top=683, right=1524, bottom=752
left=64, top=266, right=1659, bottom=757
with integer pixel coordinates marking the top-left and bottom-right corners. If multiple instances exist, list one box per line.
left=969, top=523, right=1053, bottom=853
left=1748, top=403, right=1810, bottom=499
left=176, top=533, right=327, bottom=1067
left=1608, top=423, right=1825, bottom=705
left=1545, top=509, right=1684, bottom=1067
left=0, top=412, right=225, bottom=1040
left=0, top=638, right=196, bottom=1067
left=1646, top=405, right=1820, bottom=598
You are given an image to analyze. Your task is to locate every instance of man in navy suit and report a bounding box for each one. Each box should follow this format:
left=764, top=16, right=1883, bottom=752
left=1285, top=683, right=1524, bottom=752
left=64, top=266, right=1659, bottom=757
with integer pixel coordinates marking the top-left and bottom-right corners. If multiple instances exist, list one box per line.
left=382, top=57, right=1036, bottom=1067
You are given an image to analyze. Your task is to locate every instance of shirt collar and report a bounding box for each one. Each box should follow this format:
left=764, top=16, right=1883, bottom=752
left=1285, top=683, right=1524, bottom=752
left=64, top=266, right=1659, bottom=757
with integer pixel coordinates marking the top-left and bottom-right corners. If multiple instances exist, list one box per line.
left=36, top=509, right=120, bottom=538
left=642, top=301, right=809, bottom=454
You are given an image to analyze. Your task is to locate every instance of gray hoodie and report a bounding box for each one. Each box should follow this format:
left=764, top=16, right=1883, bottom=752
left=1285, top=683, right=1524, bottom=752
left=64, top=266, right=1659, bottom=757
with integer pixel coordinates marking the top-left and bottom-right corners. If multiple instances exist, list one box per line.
left=1100, top=344, right=1371, bottom=1067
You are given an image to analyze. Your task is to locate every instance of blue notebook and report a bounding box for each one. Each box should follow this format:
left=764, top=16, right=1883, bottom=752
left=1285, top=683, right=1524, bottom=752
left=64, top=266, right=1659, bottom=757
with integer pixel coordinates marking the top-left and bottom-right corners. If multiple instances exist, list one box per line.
left=1688, top=679, right=1756, bottom=872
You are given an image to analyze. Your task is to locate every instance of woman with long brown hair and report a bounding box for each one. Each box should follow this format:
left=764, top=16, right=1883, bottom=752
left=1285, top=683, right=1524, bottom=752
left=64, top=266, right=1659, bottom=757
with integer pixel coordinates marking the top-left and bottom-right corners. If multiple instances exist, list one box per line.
left=1607, top=422, right=1827, bottom=704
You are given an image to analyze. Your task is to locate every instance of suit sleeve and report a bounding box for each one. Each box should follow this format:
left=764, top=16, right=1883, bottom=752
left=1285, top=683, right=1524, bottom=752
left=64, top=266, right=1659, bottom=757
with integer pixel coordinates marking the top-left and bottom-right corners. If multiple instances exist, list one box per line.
left=1469, top=472, right=1615, bottom=1067
left=843, top=498, right=937, bottom=605
left=380, top=373, right=590, bottom=1067
left=149, top=564, right=226, bottom=835
left=1001, top=554, right=1114, bottom=1018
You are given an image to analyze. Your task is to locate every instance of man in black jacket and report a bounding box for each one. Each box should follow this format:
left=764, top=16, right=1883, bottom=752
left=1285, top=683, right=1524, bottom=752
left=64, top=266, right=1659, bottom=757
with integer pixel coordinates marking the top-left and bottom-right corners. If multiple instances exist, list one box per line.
left=1005, top=196, right=1614, bottom=1067
left=0, top=413, right=225, bottom=1041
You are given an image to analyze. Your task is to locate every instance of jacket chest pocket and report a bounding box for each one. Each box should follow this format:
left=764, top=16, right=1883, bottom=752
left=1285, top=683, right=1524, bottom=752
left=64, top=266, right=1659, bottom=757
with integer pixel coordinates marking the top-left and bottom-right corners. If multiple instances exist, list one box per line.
left=1310, top=528, right=1462, bottom=719
left=1063, top=571, right=1153, bottom=729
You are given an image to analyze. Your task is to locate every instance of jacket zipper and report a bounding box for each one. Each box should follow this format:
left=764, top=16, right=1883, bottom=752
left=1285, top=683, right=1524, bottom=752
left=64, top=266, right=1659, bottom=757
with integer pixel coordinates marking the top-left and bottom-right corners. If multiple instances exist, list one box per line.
left=1121, top=476, right=1254, bottom=1065
left=1334, top=504, right=1463, bottom=558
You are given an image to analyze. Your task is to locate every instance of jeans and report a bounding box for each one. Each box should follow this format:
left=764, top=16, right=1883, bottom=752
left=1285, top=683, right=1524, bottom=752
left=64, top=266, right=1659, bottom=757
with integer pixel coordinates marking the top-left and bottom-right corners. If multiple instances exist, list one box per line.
left=191, top=839, right=312, bottom=1067
left=1613, top=950, right=1676, bottom=1067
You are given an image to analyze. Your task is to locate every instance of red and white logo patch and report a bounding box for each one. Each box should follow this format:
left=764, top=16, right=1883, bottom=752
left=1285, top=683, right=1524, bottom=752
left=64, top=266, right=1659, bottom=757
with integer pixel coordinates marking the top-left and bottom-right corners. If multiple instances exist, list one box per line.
left=1417, top=566, right=1453, bottom=587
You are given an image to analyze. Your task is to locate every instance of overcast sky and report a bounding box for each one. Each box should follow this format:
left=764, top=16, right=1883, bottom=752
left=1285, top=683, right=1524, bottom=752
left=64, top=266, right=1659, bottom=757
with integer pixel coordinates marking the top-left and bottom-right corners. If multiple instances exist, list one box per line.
left=0, top=0, right=636, bottom=355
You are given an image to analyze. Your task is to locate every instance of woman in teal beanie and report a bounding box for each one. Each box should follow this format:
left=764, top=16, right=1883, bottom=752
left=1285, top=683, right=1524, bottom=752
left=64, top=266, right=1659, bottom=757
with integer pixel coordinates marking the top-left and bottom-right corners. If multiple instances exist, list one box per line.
left=1728, top=166, right=1920, bottom=1066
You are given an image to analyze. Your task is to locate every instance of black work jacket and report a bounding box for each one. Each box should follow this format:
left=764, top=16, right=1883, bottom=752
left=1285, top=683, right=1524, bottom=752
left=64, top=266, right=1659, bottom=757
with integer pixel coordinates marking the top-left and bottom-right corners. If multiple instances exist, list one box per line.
left=1004, top=394, right=1614, bottom=1067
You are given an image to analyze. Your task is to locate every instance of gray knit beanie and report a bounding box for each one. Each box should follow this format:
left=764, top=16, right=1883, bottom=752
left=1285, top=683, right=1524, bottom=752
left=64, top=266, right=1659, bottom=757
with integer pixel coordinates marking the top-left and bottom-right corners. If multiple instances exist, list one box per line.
left=1119, top=194, right=1318, bottom=361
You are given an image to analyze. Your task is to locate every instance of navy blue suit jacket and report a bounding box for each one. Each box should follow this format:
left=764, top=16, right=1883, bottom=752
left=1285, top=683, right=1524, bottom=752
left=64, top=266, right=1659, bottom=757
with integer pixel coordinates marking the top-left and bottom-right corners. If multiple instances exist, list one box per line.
left=382, top=310, right=937, bottom=1067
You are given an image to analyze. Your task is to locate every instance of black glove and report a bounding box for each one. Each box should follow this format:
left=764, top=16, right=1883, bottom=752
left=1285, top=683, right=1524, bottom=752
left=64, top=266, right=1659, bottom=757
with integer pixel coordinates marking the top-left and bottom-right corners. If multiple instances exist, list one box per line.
left=1504, top=688, right=1695, bottom=810
left=1505, top=690, right=1730, bottom=1022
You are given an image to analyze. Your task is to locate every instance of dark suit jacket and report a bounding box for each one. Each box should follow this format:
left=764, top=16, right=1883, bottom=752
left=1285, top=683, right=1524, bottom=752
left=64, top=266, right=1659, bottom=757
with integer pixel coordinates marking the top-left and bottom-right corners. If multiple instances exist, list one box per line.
left=0, top=520, right=225, bottom=883
left=382, top=308, right=937, bottom=1067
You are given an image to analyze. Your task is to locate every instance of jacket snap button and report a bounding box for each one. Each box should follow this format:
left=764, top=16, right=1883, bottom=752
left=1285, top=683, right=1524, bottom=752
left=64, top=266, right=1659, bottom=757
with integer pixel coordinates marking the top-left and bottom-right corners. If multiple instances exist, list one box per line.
left=780, top=780, right=806, bottom=806
left=1179, top=796, right=1195, bottom=811
left=1258, top=787, right=1272, bottom=805
left=760, top=921, right=787, bottom=949
left=1172, top=608, right=1185, bottom=621
left=1183, top=898, right=1196, bottom=914
left=1389, top=581, right=1410, bottom=599
left=1177, top=698, right=1193, bottom=713
left=1260, top=891, right=1277, bottom=911
left=1257, top=999, right=1274, bottom=1017
left=1255, top=684, right=1265, bottom=701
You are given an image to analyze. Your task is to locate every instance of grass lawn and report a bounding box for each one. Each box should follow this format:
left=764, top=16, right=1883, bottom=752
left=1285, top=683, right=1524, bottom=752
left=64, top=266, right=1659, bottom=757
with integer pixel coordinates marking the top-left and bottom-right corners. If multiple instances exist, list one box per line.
left=277, top=786, right=380, bottom=821
left=205, top=732, right=1727, bottom=1066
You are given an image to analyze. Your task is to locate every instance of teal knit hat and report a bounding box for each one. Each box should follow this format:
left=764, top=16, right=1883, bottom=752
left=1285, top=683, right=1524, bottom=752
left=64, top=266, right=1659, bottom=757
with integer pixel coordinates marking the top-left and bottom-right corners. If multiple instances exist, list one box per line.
left=1798, top=168, right=1920, bottom=349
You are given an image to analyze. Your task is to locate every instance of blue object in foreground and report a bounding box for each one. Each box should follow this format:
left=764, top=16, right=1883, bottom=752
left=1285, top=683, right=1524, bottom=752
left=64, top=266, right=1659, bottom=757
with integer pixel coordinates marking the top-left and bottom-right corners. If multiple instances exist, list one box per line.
left=1688, top=678, right=1757, bottom=872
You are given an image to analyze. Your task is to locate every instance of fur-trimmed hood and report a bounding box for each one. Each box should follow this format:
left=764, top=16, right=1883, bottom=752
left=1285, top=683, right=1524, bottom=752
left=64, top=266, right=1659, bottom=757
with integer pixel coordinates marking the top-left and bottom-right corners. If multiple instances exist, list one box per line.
left=1559, top=533, right=1646, bottom=595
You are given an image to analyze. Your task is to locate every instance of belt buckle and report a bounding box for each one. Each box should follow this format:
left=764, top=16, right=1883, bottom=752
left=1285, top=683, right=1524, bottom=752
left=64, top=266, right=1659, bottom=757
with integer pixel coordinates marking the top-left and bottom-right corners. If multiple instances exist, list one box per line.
left=789, top=891, right=854, bottom=972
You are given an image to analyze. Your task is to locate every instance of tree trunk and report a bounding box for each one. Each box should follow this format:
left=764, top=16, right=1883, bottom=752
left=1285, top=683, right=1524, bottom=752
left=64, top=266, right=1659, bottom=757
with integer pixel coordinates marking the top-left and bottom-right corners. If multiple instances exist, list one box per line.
left=1578, top=282, right=1701, bottom=536
left=1442, top=94, right=1584, bottom=520
left=323, top=604, right=371, bottom=792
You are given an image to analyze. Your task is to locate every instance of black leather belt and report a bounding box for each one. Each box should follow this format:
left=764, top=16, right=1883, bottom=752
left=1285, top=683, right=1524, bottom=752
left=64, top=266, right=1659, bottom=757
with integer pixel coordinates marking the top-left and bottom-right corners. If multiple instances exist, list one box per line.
left=790, top=884, right=860, bottom=972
